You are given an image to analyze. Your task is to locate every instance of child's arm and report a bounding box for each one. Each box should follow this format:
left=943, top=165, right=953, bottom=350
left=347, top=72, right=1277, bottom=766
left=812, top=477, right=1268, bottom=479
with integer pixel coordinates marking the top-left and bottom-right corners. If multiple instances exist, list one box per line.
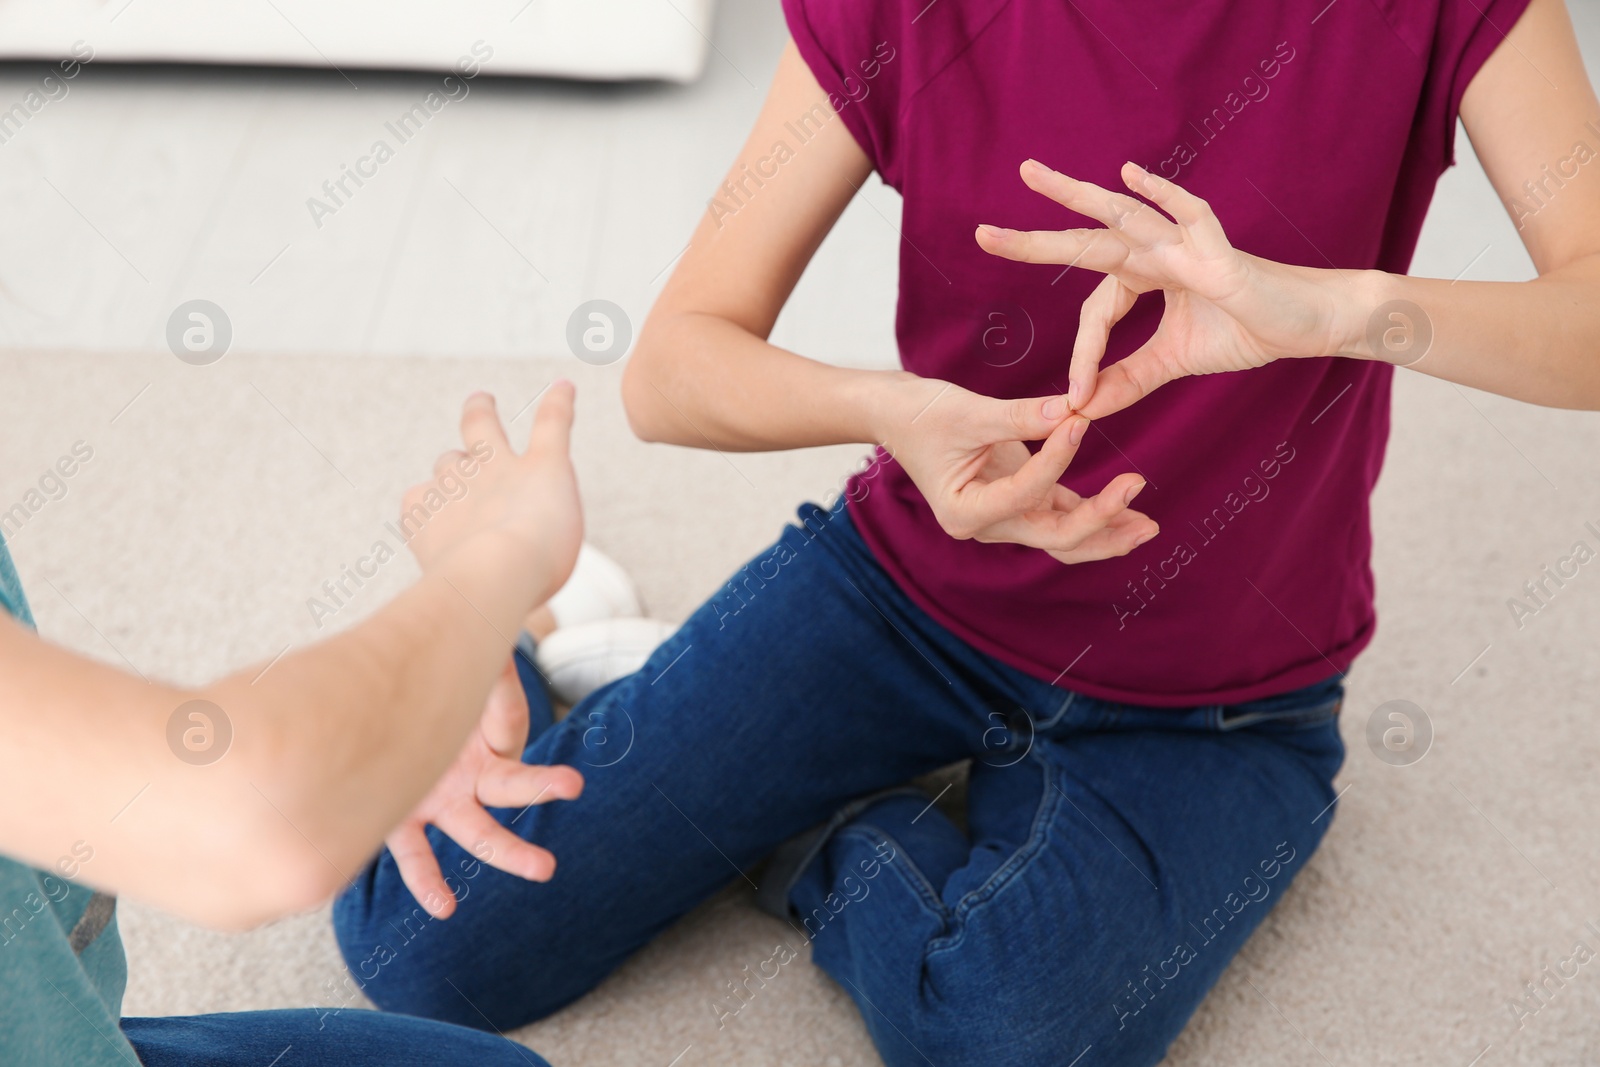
left=0, top=387, right=583, bottom=931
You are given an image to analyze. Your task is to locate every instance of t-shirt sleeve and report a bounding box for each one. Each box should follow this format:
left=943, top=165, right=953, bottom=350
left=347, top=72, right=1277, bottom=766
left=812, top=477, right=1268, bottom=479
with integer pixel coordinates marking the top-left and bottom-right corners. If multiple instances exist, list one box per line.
left=1432, top=0, right=1536, bottom=166
left=781, top=0, right=906, bottom=185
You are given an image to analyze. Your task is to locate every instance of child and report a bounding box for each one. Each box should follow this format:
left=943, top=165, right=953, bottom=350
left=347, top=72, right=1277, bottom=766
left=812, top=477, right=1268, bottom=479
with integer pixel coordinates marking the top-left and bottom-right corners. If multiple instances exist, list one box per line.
left=2, top=388, right=583, bottom=1066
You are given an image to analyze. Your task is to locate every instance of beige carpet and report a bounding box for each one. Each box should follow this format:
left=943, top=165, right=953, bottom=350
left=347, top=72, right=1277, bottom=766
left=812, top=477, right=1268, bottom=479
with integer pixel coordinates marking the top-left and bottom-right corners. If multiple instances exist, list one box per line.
left=5, top=348, right=1600, bottom=1065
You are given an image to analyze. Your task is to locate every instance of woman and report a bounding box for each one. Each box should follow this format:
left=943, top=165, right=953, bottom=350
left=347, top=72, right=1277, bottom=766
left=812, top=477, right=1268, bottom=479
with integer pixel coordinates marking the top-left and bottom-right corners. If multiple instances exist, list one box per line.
left=335, top=0, right=1600, bottom=1063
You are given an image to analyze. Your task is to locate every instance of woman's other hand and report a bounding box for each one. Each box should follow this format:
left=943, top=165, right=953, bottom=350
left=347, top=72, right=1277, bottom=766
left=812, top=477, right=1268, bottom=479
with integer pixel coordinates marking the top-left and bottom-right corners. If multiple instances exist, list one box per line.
left=976, top=160, right=1362, bottom=420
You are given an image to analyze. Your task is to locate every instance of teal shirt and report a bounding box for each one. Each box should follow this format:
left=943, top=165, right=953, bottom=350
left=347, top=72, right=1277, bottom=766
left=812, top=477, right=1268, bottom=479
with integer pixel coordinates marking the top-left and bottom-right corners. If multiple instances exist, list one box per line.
left=0, top=535, right=136, bottom=1067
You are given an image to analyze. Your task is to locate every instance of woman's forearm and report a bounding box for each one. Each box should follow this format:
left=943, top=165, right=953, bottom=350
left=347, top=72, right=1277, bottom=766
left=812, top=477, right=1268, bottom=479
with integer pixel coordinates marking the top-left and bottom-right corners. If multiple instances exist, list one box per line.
left=624, top=309, right=913, bottom=451
left=1345, top=256, right=1600, bottom=408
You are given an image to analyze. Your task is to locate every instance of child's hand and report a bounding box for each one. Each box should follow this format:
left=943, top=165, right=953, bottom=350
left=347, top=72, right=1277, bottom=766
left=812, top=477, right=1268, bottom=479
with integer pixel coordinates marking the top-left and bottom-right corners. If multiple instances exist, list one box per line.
left=872, top=376, right=1157, bottom=563
left=384, top=656, right=583, bottom=919
left=976, top=160, right=1354, bottom=420
left=404, top=384, right=583, bottom=609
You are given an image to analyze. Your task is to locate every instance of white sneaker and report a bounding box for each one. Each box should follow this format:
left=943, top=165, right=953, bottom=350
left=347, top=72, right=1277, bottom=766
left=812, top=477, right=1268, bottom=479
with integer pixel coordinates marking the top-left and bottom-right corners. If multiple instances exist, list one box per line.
left=546, top=544, right=643, bottom=630
left=535, top=617, right=678, bottom=705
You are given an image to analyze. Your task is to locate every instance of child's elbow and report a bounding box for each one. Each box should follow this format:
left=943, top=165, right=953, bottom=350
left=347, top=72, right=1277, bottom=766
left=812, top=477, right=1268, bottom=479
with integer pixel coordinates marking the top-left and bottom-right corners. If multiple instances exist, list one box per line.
left=184, top=827, right=349, bottom=932
left=621, top=326, right=672, bottom=443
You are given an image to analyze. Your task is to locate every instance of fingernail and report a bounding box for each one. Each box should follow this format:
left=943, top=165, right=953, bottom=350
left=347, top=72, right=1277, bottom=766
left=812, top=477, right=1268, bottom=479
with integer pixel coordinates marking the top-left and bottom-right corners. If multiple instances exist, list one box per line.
left=1067, top=379, right=1082, bottom=408
left=1068, top=417, right=1089, bottom=446
left=1124, top=480, right=1146, bottom=505
left=978, top=223, right=1009, bottom=239
left=1135, top=526, right=1158, bottom=546
left=1042, top=396, right=1066, bottom=420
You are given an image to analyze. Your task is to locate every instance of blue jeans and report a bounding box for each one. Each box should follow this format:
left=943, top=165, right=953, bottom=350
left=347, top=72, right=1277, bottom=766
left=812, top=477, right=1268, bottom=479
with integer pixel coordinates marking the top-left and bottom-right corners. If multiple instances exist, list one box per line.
left=122, top=1008, right=547, bottom=1065
left=334, top=503, right=1346, bottom=1067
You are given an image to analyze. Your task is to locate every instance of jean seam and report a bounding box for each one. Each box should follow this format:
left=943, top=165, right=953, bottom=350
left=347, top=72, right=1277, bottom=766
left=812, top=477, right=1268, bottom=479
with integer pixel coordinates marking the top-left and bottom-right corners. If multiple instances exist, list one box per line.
left=834, top=825, right=949, bottom=924
left=1218, top=698, right=1343, bottom=733
left=924, top=753, right=1062, bottom=961
left=1033, top=690, right=1077, bottom=731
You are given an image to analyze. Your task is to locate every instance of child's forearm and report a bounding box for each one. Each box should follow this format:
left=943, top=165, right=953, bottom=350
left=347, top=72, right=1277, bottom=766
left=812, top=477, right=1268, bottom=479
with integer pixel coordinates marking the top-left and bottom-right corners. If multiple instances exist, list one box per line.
left=0, top=540, right=548, bottom=929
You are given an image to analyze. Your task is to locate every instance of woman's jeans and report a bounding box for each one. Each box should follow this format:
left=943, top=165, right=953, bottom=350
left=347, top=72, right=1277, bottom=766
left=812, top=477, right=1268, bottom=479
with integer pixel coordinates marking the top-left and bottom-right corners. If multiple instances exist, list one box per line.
left=333, top=502, right=1347, bottom=1067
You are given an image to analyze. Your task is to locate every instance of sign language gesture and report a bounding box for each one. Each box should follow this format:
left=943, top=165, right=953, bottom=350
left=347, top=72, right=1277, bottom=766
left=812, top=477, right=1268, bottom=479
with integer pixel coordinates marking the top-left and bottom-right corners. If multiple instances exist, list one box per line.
left=875, top=376, right=1157, bottom=563
left=976, top=159, right=1359, bottom=420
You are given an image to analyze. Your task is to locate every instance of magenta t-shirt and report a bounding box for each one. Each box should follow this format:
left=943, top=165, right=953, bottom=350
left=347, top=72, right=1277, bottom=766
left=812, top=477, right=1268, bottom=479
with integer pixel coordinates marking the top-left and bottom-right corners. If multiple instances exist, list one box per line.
left=783, top=0, right=1532, bottom=706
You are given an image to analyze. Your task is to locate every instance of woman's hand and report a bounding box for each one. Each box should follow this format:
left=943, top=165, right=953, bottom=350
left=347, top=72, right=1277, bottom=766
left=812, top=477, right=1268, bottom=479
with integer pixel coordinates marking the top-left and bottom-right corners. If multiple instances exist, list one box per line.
left=975, top=160, right=1364, bottom=420
left=872, top=375, right=1157, bottom=563
left=385, top=656, right=583, bottom=919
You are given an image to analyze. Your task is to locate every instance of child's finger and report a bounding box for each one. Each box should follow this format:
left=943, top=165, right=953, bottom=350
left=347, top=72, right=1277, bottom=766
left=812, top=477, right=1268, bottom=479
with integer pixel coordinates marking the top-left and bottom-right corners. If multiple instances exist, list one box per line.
left=526, top=379, right=576, bottom=461
left=388, top=821, right=457, bottom=919
left=459, top=392, right=513, bottom=460
left=479, top=657, right=530, bottom=758
left=437, top=806, right=559, bottom=883
left=475, top=761, right=584, bottom=809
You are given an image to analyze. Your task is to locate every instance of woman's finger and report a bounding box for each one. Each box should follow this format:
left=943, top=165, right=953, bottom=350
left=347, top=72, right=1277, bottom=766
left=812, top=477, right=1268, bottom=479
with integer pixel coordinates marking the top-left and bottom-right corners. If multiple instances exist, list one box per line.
left=974, top=225, right=1132, bottom=271
left=1019, top=159, right=1175, bottom=246
left=976, top=414, right=1089, bottom=508
left=1049, top=483, right=1084, bottom=512
left=978, top=472, right=1154, bottom=553
left=1047, top=519, right=1161, bottom=565
left=1120, top=163, right=1232, bottom=256
left=479, top=657, right=530, bottom=758
left=459, top=391, right=513, bottom=460
left=940, top=412, right=1080, bottom=537
left=1076, top=340, right=1178, bottom=421
left=436, top=805, right=558, bottom=883
left=1070, top=275, right=1141, bottom=410
left=475, top=760, right=584, bottom=809
left=980, top=391, right=1073, bottom=443
left=387, top=820, right=457, bottom=919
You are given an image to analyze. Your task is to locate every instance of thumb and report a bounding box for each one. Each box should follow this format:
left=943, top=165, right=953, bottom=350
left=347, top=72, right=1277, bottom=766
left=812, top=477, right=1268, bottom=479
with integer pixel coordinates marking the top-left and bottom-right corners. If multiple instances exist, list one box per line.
left=525, top=379, right=576, bottom=460
left=1076, top=343, right=1171, bottom=421
left=991, top=393, right=1072, bottom=442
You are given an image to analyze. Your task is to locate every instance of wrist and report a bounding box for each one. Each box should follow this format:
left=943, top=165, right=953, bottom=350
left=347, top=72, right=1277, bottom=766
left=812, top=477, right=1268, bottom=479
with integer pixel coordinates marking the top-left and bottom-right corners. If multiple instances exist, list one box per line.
left=1335, top=270, right=1421, bottom=364
left=855, top=369, right=926, bottom=445
left=429, top=530, right=557, bottom=627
